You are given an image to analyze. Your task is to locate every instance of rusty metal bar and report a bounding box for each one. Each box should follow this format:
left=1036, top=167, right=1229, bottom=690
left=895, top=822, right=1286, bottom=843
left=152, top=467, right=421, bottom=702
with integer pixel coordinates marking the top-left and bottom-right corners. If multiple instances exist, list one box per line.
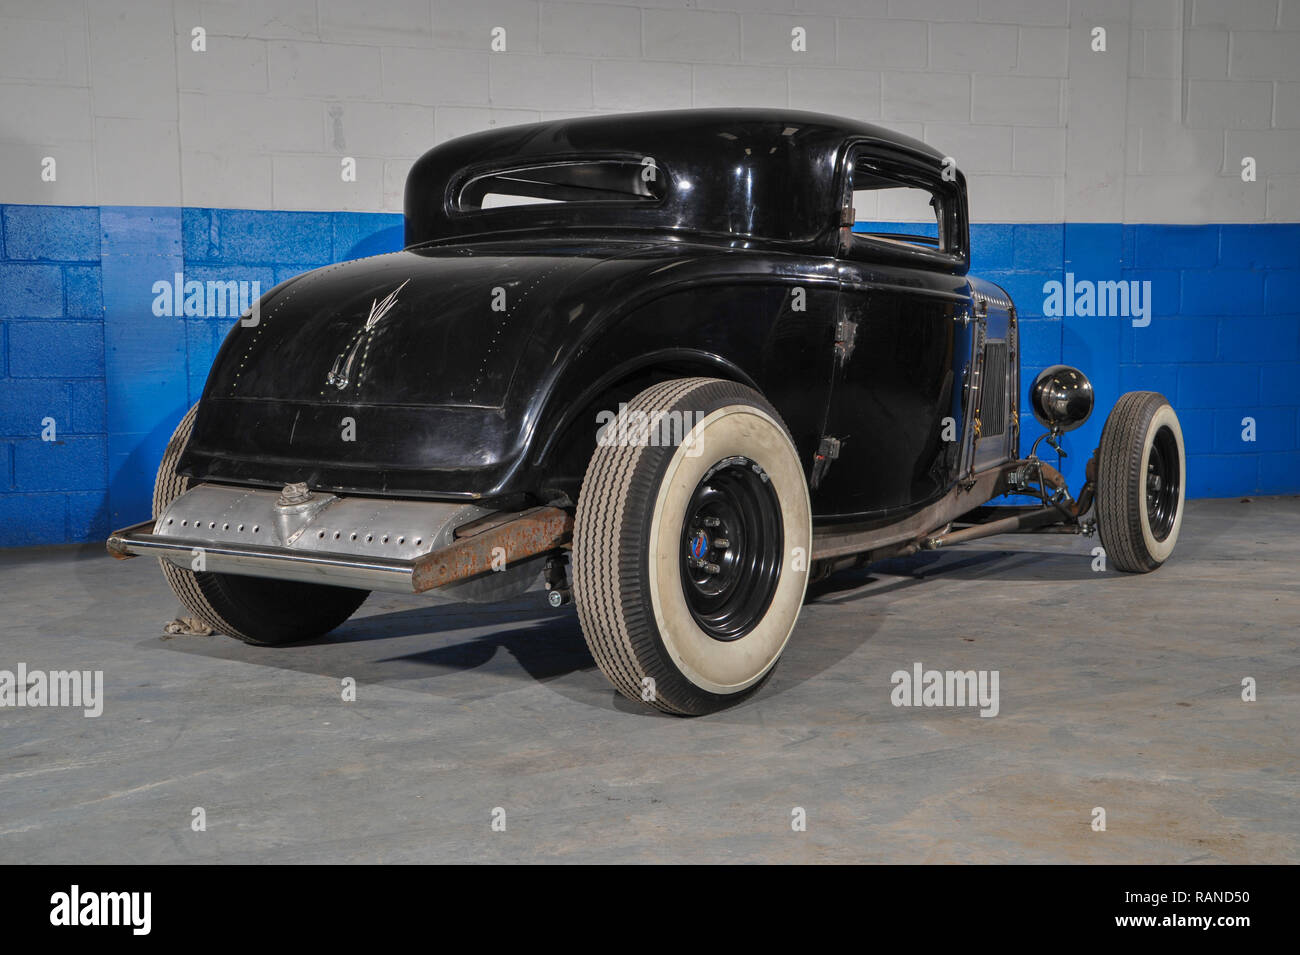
left=811, top=466, right=1008, bottom=562
left=106, top=519, right=153, bottom=559
left=411, top=506, right=573, bottom=593
left=920, top=506, right=1062, bottom=549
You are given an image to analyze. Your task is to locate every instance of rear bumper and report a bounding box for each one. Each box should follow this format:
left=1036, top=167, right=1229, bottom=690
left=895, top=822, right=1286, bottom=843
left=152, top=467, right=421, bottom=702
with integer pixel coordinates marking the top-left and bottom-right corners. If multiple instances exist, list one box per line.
left=107, top=483, right=572, bottom=595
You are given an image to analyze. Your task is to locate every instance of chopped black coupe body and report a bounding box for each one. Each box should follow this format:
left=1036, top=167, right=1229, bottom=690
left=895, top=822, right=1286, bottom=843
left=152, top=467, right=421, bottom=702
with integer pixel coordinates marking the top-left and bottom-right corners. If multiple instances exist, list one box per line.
left=109, top=109, right=1186, bottom=715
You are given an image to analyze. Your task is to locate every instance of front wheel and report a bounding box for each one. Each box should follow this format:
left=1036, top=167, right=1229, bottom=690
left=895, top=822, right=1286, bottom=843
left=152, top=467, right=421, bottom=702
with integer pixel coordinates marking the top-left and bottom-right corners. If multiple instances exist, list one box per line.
left=1095, top=391, right=1186, bottom=573
left=572, top=378, right=812, bottom=715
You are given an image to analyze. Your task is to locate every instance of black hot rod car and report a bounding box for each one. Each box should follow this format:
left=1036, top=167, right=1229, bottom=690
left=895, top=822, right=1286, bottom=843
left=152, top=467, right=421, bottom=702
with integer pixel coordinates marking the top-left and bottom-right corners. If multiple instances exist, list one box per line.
left=108, top=109, right=1186, bottom=715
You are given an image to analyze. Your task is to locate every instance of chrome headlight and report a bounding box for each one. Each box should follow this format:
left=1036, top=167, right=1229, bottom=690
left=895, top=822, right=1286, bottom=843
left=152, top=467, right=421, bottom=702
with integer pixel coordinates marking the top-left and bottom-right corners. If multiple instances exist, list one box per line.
left=1030, top=365, right=1094, bottom=433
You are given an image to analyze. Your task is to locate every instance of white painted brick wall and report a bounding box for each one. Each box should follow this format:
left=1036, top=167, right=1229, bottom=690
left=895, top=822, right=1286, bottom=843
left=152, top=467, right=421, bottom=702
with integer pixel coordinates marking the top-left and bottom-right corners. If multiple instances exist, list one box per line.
left=968, top=173, right=1064, bottom=221
left=837, top=18, right=928, bottom=69
left=176, top=36, right=269, bottom=93
left=491, top=54, right=593, bottom=109
left=930, top=22, right=1018, bottom=73
left=540, top=2, right=640, bottom=59
left=172, top=0, right=320, bottom=41
left=1015, top=27, right=1069, bottom=76
left=972, top=75, right=1061, bottom=125
left=922, top=122, right=1013, bottom=172
left=319, top=0, right=433, bottom=47
left=693, top=64, right=790, bottom=109
left=433, top=0, right=539, bottom=53
left=1137, top=124, right=1223, bottom=173
left=1012, top=126, right=1067, bottom=173
left=95, top=116, right=181, bottom=205
left=593, top=59, right=693, bottom=110
left=742, top=14, right=836, bottom=66
left=1225, top=130, right=1300, bottom=174
left=1127, top=77, right=1182, bottom=125
left=0, top=141, right=97, bottom=204
left=182, top=149, right=273, bottom=208
left=644, top=10, right=741, bottom=63
left=1266, top=174, right=1300, bottom=216
left=433, top=106, right=539, bottom=144
left=381, top=47, right=491, bottom=106
left=978, top=0, right=1069, bottom=28
left=268, top=41, right=383, bottom=99
left=1131, top=0, right=1183, bottom=30
left=0, top=16, right=86, bottom=85
left=888, top=0, right=977, bottom=21
left=0, top=0, right=1298, bottom=221
left=88, top=0, right=178, bottom=121
left=882, top=71, right=970, bottom=122
left=178, top=91, right=325, bottom=154
left=1230, top=32, right=1300, bottom=80
left=272, top=153, right=383, bottom=210
left=1125, top=172, right=1266, bottom=220
left=326, top=102, right=436, bottom=157
left=1191, top=0, right=1280, bottom=31
left=1136, top=30, right=1182, bottom=77
left=789, top=66, right=880, bottom=121
left=1064, top=8, right=1129, bottom=221
left=1276, top=82, right=1300, bottom=126
left=1183, top=29, right=1228, bottom=79
left=1185, top=80, right=1275, bottom=128
left=0, top=83, right=93, bottom=144
left=797, top=1, right=887, bottom=17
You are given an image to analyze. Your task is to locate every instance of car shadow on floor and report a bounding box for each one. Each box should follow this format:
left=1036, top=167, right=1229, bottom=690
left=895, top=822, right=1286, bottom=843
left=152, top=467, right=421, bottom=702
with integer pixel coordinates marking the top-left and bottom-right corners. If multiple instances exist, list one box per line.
left=157, top=596, right=592, bottom=679
left=806, top=544, right=1103, bottom=606
left=144, top=542, right=1102, bottom=715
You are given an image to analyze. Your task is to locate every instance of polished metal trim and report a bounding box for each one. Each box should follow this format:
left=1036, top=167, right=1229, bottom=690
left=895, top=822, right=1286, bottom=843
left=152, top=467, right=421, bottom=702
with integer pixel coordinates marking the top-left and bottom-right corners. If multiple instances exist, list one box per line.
left=109, top=521, right=418, bottom=592
left=106, top=491, right=574, bottom=596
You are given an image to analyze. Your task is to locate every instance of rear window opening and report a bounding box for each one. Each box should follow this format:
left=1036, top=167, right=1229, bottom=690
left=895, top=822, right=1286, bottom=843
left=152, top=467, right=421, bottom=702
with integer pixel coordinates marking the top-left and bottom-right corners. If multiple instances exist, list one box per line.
left=456, top=159, right=665, bottom=211
left=850, top=160, right=943, bottom=250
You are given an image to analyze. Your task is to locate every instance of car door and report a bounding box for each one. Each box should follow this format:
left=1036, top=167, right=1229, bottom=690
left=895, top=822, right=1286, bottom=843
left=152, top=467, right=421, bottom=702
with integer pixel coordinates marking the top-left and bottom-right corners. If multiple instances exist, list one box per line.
left=812, top=144, right=975, bottom=521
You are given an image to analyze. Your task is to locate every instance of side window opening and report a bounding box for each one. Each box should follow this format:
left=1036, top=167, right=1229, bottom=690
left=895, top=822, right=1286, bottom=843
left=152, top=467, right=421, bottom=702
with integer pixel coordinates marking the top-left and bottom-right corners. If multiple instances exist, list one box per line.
left=456, top=159, right=665, bottom=212
left=849, top=158, right=944, bottom=251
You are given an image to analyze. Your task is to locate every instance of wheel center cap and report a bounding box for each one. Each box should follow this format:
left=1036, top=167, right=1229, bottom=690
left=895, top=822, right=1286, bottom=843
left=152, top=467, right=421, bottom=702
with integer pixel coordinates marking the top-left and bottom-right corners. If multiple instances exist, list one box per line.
left=689, top=529, right=709, bottom=560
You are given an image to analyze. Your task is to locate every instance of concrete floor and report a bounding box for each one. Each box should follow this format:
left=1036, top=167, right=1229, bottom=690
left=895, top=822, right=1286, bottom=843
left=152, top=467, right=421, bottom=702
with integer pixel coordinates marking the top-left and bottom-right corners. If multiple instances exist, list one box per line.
left=1, top=496, right=1297, bottom=864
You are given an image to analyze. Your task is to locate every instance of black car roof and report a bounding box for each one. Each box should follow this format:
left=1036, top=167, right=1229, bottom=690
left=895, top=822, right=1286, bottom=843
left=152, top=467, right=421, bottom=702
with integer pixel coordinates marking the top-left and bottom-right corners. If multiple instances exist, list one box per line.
left=421, top=108, right=943, bottom=164
left=404, top=108, right=946, bottom=248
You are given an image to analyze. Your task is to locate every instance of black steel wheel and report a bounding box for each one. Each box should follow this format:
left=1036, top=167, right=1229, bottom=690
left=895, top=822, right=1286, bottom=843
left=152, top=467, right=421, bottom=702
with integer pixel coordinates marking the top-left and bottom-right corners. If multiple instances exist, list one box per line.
left=1145, top=424, right=1181, bottom=543
left=679, top=456, right=784, bottom=641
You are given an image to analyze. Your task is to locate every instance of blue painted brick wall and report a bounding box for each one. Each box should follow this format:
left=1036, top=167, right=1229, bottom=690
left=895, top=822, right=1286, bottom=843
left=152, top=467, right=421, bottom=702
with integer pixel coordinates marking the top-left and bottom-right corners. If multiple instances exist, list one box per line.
left=0, top=202, right=1296, bottom=547
left=967, top=222, right=1300, bottom=500
left=0, top=205, right=108, bottom=546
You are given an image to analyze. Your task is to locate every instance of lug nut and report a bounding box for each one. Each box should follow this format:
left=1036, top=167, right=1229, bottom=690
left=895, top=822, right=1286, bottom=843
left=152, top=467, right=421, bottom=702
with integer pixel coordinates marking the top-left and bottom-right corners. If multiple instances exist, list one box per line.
left=689, top=557, right=721, bottom=575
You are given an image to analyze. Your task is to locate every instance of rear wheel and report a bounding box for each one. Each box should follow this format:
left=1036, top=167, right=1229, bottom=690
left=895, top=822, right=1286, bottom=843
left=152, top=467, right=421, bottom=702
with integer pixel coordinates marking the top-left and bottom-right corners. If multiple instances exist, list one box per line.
left=572, top=378, right=812, bottom=715
left=1095, top=391, right=1186, bottom=573
left=153, top=405, right=369, bottom=645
